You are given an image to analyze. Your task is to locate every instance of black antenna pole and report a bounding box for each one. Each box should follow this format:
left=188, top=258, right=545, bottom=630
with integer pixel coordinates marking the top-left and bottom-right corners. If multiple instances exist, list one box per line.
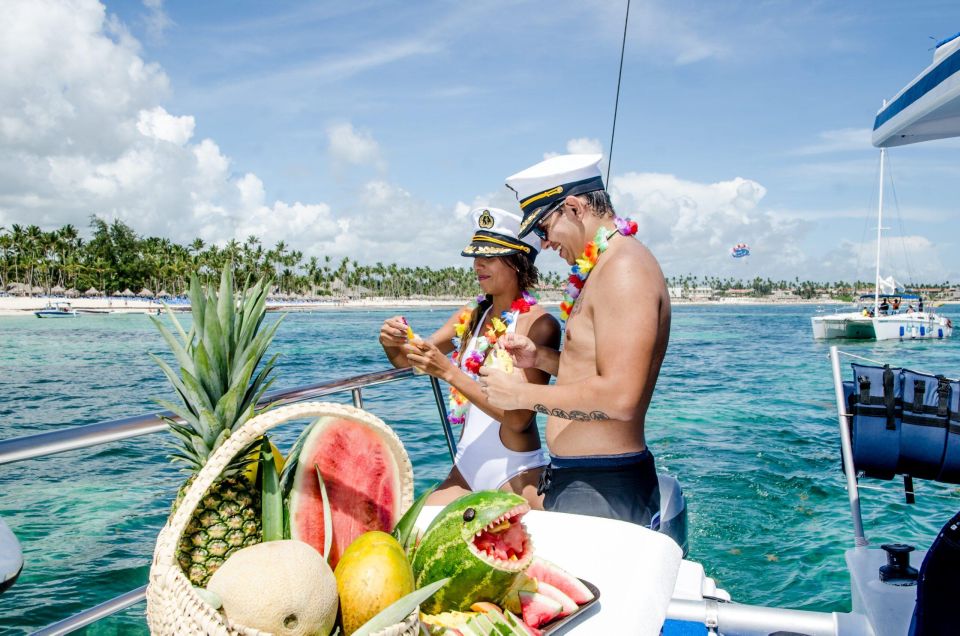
left=607, top=0, right=631, bottom=186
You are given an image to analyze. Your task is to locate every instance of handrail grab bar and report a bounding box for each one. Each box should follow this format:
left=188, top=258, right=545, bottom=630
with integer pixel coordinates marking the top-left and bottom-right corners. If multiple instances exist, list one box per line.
left=29, top=586, right=147, bottom=636
left=1, top=367, right=456, bottom=465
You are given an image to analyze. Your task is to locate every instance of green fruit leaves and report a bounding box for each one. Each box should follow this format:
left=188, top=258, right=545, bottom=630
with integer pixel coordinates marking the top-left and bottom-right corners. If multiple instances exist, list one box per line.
left=260, top=438, right=282, bottom=542
left=315, top=464, right=333, bottom=563
left=351, top=577, right=450, bottom=636
left=392, top=484, right=436, bottom=555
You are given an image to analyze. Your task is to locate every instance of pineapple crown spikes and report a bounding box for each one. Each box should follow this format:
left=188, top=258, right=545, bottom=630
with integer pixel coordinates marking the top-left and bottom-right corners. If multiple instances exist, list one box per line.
left=151, top=267, right=281, bottom=470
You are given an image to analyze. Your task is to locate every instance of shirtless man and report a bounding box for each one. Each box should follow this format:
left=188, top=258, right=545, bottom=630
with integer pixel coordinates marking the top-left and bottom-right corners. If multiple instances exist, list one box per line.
left=478, top=154, right=671, bottom=526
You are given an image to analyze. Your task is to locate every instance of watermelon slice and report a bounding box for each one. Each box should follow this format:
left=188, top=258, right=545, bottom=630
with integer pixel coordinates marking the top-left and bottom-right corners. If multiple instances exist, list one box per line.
left=518, top=591, right=562, bottom=629
left=533, top=581, right=577, bottom=617
left=280, top=406, right=414, bottom=568
left=504, top=610, right=542, bottom=636
left=526, top=556, right=595, bottom=604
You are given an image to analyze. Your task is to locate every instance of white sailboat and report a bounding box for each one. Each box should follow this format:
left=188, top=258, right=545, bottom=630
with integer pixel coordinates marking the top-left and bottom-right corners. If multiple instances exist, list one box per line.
left=811, top=146, right=953, bottom=340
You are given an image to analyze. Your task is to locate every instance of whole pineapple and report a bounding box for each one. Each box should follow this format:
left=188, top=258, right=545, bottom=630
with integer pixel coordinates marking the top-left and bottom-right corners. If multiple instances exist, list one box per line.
left=151, top=268, right=282, bottom=585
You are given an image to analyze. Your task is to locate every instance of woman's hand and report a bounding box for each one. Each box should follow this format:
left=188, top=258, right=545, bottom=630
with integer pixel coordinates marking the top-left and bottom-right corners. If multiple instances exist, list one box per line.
left=379, top=315, right=410, bottom=347
left=497, top=333, right=538, bottom=369
left=405, top=340, right=455, bottom=381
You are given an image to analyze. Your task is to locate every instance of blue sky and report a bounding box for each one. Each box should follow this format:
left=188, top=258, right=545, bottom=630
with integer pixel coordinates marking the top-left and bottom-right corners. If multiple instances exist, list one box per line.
left=2, top=0, right=960, bottom=283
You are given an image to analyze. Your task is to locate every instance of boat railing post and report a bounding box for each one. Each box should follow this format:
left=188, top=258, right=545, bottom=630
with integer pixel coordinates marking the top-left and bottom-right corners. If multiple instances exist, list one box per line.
left=429, top=376, right=457, bottom=461
left=830, top=345, right=868, bottom=546
left=351, top=387, right=363, bottom=409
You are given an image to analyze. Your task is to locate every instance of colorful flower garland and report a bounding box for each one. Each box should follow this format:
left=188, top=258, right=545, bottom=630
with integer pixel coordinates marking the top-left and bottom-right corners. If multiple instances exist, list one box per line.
left=447, top=290, right=538, bottom=426
left=560, top=216, right=638, bottom=323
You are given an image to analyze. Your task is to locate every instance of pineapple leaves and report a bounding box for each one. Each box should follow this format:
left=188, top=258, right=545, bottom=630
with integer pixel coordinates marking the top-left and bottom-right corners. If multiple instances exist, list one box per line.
left=391, top=484, right=436, bottom=554
left=260, top=437, right=282, bottom=542
left=151, top=267, right=279, bottom=483
left=315, top=464, right=333, bottom=563
left=351, top=578, right=451, bottom=636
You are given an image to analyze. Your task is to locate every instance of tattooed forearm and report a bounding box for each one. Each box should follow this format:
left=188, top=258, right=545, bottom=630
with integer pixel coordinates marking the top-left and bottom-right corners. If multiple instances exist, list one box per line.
left=534, top=406, right=611, bottom=421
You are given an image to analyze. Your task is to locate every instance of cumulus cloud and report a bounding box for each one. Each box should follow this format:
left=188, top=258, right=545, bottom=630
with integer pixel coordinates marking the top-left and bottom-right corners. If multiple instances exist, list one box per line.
left=611, top=172, right=809, bottom=277
left=326, top=122, right=385, bottom=168
left=0, top=0, right=356, bottom=257
left=818, top=235, right=949, bottom=284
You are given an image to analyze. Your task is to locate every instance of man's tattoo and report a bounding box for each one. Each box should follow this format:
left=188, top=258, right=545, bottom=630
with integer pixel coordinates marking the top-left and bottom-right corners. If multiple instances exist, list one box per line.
left=533, top=405, right=612, bottom=421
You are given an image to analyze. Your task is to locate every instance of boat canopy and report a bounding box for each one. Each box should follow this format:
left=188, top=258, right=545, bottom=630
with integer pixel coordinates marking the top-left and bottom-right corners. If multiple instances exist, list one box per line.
left=873, top=31, right=960, bottom=147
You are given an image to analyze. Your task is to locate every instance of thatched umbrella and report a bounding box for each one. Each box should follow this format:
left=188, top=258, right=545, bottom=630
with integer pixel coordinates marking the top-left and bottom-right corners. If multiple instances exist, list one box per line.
left=121, top=288, right=135, bottom=297
left=137, top=288, right=154, bottom=298
left=51, top=284, right=66, bottom=295
left=157, top=289, right=171, bottom=298
left=84, top=287, right=100, bottom=297
left=64, top=288, right=80, bottom=298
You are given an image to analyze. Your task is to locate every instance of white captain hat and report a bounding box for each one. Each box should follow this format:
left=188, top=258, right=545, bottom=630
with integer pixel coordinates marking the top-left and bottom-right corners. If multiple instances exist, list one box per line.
left=505, top=153, right=605, bottom=238
left=461, top=207, right=540, bottom=260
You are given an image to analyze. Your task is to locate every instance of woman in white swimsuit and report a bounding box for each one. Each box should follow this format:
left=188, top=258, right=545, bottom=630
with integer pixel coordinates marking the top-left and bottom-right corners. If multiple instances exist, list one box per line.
left=379, top=207, right=560, bottom=508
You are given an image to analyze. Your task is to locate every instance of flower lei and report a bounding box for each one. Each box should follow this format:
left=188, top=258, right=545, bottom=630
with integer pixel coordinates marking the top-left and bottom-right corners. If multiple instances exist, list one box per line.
left=560, top=216, right=638, bottom=323
left=447, top=290, right=538, bottom=426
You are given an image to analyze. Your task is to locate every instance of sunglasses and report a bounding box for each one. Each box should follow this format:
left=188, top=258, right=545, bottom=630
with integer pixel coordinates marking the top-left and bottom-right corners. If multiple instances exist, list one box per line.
left=532, top=200, right=564, bottom=240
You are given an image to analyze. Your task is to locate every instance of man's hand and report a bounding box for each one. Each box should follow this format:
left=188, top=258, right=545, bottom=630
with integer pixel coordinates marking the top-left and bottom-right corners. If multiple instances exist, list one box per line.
left=478, top=366, right=525, bottom=410
left=497, top=333, right=538, bottom=369
left=379, top=315, right=410, bottom=347
left=405, top=340, right=455, bottom=381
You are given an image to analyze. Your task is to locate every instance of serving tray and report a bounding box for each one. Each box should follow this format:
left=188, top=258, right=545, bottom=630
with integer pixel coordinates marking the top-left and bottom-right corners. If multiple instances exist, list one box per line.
left=542, top=579, right=600, bottom=634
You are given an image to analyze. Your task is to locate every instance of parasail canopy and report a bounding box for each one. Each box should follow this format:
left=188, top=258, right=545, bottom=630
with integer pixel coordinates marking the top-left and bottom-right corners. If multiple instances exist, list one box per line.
left=873, top=32, right=960, bottom=147
left=730, top=242, right=750, bottom=258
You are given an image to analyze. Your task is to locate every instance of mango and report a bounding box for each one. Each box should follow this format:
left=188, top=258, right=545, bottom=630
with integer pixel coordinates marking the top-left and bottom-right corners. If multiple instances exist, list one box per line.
left=334, top=531, right=415, bottom=635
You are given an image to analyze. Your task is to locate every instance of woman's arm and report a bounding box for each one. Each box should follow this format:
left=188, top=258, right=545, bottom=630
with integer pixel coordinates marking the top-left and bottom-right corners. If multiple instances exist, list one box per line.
left=379, top=308, right=463, bottom=368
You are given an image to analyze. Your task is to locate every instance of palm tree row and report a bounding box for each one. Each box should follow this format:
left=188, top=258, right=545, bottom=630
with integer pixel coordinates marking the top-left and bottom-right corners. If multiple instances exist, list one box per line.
left=666, top=274, right=954, bottom=299
left=0, top=217, right=568, bottom=299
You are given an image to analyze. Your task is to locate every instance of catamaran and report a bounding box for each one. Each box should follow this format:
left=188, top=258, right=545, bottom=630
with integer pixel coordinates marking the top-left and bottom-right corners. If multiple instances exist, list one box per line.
left=810, top=145, right=952, bottom=341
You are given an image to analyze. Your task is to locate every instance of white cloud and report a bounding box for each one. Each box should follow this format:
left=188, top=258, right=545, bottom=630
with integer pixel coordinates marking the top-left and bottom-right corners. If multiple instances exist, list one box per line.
left=565, top=138, right=604, bottom=155
left=326, top=122, right=384, bottom=168
left=610, top=171, right=810, bottom=278
left=136, top=106, right=195, bottom=145
left=142, top=0, right=173, bottom=42
left=791, top=128, right=872, bottom=155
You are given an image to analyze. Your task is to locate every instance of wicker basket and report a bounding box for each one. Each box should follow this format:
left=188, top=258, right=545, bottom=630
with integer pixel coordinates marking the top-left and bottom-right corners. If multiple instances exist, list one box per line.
left=146, top=401, right=420, bottom=636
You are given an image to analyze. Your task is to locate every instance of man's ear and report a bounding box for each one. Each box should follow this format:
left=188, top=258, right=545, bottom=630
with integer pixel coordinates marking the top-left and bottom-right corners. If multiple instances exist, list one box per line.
left=566, top=195, right=586, bottom=220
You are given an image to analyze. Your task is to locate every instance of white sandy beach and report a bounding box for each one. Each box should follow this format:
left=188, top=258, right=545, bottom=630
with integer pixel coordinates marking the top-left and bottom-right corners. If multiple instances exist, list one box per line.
left=0, top=293, right=847, bottom=317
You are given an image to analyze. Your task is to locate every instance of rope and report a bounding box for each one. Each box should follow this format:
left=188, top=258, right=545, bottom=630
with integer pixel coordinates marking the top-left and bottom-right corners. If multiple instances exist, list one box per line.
left=835, top=349, right=959, bottom=380
left=884, top=153, right=917, bottom=286
left=606, top=0, right=631, bottom=186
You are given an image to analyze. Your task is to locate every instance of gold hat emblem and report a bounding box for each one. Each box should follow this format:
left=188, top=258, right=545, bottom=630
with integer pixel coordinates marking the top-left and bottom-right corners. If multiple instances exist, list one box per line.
left=478, top=209, right=495, bottom=229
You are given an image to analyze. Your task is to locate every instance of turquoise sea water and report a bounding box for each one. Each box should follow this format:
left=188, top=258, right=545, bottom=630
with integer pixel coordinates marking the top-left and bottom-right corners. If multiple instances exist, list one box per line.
left=2, top=304, right=959, bottom=635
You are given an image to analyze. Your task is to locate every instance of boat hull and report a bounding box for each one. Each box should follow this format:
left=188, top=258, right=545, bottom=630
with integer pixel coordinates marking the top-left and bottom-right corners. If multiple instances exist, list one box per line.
left=812, top=312, right=952, bottom=340
left=34, top=311, right=77, bottom=318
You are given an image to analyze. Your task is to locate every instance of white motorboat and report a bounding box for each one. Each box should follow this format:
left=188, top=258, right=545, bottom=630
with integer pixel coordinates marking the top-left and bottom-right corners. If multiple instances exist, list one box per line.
left=0, top=517, right=23, bottom=596
left=34, top=301, right=78, bottom=318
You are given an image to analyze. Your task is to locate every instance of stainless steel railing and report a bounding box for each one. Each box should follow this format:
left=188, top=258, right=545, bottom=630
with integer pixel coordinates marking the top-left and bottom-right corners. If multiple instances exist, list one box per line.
left=3, top=367, right=455, bottom=635
left=1, top=368, right=457, bottom=466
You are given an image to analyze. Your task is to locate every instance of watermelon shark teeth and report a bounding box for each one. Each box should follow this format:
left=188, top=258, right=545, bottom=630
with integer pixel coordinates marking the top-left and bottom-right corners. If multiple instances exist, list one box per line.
left=467, top=505, right=533, bottom=572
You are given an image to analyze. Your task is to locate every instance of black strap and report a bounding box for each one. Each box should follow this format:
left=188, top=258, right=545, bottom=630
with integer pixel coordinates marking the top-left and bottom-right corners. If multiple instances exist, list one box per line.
left=859, top=376, right=872, bottom=402
left=913, top=379, right=926, bottom=412
left=883, top=365, right=897, bottom=430
left=936, top=375, right=950, bottom=418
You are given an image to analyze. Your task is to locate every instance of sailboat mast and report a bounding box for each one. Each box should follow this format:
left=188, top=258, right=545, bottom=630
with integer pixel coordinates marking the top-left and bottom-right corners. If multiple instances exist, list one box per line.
left=874, top=147, right=885, bottom=314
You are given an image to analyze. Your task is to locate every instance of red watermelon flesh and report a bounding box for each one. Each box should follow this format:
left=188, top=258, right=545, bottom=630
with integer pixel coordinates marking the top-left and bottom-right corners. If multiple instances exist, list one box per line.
left=518, top=591, right=562, bottom=629
left=526, top=556, right=595, bottom=604
left=286, top=416, right=403, bottom=567
left=533, top=581, right=577, bottom=617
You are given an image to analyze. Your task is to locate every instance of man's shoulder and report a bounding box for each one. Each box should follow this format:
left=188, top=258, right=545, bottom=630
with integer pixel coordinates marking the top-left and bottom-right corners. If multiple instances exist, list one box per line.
left=598, top=238, right=663, bottom=280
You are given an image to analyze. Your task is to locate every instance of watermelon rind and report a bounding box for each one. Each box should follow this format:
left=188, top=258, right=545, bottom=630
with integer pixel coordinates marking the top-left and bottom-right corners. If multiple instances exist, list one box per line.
left=526, top=556, right=594, bottom=604
left=411, top=491, right=534, bottom=614
left=280, top=403, right=414, bottom=566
